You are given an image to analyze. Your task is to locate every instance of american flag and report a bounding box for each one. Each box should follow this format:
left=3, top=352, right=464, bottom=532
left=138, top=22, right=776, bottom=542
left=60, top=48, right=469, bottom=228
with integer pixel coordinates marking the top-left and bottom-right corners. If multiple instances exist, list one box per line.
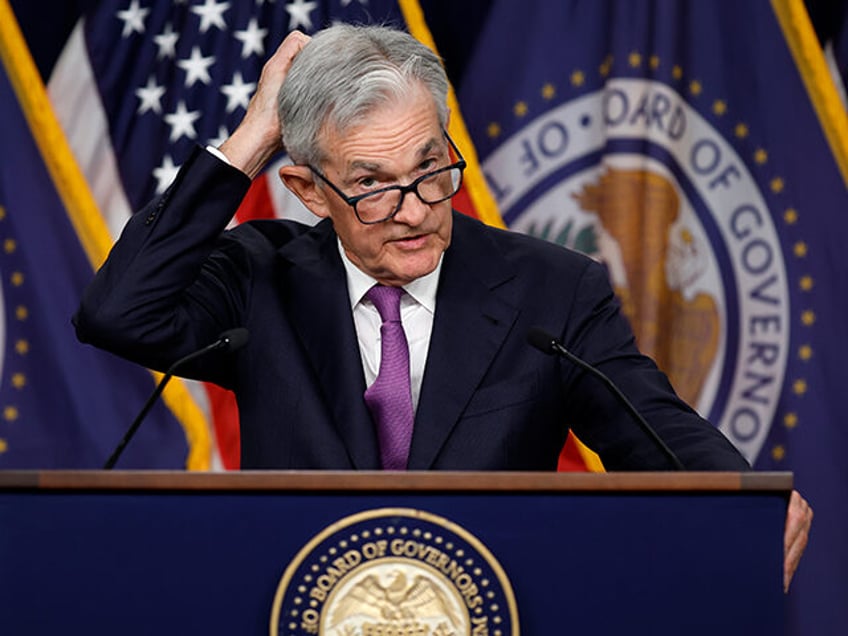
left=62, top=0, right=404, bottom=212
left=48, top=0, right=405, bottom=468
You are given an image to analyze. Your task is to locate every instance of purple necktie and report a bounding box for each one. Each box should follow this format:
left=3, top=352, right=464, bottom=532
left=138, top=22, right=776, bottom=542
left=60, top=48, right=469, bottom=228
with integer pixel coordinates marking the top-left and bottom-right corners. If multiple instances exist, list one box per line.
left=363, top=284, right=414, bottom=470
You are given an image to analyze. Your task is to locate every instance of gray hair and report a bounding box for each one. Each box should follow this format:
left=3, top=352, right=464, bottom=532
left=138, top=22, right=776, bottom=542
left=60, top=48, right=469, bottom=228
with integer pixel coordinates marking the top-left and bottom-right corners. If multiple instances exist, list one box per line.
left=278, top=24, right=449, bottom=166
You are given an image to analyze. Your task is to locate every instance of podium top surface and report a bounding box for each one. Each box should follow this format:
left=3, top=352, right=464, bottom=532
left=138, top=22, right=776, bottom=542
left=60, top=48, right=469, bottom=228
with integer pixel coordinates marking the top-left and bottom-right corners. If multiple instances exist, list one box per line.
left=0, top=470, right=792, bottom=493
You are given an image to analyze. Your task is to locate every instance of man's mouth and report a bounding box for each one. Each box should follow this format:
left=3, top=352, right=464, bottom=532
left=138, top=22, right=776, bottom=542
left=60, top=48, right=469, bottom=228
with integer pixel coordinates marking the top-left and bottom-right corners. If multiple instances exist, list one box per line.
left=391, top=233, right=429, bottom=248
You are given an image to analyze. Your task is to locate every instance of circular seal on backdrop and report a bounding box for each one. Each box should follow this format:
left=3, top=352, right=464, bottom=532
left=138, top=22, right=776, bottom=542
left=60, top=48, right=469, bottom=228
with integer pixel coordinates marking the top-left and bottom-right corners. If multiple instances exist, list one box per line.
left=482, top=77, right=791, bottom=463
left=270, top=508, right=519, bottom=636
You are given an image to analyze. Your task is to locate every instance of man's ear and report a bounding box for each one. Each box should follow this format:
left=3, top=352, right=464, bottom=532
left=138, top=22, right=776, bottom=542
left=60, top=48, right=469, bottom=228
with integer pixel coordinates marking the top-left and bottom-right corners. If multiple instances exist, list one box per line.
left=278, top=165, right=331, bottom=218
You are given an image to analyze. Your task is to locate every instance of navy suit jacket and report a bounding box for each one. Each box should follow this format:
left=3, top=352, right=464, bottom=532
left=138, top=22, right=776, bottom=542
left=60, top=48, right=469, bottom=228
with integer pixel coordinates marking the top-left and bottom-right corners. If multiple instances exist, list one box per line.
left=75, top=147, right=749, bottom=471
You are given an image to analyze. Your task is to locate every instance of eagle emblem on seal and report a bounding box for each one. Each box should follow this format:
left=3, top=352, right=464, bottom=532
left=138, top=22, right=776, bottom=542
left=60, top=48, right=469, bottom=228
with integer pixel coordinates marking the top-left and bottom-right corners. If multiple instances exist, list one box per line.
left=328, top=569, right=464, bottom=633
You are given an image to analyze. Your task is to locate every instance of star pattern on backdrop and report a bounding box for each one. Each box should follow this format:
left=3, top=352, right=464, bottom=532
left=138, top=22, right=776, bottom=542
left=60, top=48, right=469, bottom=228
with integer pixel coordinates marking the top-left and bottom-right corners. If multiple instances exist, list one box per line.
left=93, top=0, right=402, bottom=202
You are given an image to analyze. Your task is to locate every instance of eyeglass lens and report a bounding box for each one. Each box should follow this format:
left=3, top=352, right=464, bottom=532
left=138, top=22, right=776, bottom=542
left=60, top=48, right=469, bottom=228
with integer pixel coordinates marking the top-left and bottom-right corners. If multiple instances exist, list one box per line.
left=356, top=167, right=462, bottom=222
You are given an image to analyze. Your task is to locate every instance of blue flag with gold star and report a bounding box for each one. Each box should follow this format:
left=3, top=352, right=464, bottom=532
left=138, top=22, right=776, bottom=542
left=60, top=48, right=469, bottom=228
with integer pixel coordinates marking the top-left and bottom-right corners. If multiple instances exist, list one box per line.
left=457, top=1, right=848, bottom=634
left=0, top=5, right=190, bottom=468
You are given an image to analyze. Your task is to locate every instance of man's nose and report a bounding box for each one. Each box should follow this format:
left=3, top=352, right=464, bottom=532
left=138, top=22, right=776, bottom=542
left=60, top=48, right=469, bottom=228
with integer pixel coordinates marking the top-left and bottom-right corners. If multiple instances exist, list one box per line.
left=392, top=189, right=430, bottom=225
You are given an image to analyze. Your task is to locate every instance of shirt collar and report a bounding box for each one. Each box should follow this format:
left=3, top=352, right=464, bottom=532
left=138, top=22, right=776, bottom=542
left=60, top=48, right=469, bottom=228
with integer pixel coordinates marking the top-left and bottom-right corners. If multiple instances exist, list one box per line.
left=338, top=239, right=442, bottom=313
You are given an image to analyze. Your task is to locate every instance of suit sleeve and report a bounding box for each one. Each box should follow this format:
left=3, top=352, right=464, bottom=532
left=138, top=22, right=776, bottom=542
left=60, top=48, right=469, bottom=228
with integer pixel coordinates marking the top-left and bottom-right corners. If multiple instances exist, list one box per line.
left=73, top=146, right=253, bottom=386
left=561, top=260, right=750, bottom=471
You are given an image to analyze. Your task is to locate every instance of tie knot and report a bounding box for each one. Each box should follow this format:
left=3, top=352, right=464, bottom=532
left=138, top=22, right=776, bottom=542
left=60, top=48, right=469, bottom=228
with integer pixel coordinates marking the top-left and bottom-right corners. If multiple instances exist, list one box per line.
left=366, top=284, right=403, bottom=323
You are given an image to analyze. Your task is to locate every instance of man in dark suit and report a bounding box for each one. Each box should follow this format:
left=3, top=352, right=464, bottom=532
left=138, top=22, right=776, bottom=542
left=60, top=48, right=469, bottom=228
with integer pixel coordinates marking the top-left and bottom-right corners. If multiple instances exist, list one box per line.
left=73, top=24, right=810, bottom=587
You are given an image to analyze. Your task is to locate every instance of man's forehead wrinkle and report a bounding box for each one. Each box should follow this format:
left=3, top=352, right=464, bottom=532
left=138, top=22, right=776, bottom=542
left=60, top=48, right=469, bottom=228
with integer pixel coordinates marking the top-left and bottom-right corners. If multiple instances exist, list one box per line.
left=342, top=136, right=442, bottom=174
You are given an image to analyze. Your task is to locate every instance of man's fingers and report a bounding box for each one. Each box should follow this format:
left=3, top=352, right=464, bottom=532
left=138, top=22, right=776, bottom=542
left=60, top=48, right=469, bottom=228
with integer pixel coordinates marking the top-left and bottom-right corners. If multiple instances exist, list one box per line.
left=219, top=31, right=311, bottom=177
left=277, top=30, right=311, bottom=64
left=783, top=490, right=813, bottom=593
left=262, top=30, right=311, bottom=85
left=248, top=31, right=311, bottom=130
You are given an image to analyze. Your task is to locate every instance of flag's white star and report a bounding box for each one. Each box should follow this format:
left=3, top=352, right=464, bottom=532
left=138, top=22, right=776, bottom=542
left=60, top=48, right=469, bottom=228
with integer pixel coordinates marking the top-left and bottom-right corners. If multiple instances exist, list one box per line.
left=285, top=0, right=318, bottom=31
left=177, top=46, right=216, bottom=87
left=135, top=76, right=166, bottom=114
left=116, top=0, right=150, bottom=38
left=154, top=23, right=179, bottom=60
left=164, top=101, right=202, bottom=142
left=208, top=125, right=230, bottom=148
left=221, top=72, right=256, bottom=113
left=153, top=155, right=180, bottom=194
left=234, top=18, right=267, bottom=58
left=191, top=0, right=230, bottom=33
left=340, top=0, right=367, bottom=6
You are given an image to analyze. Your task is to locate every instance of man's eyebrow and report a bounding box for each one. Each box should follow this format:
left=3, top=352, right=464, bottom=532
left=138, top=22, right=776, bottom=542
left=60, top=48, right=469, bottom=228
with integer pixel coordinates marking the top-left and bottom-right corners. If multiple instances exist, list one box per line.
left=416, top=137, right=439, bottom=159
left=349, top=160, right=381, bottom=172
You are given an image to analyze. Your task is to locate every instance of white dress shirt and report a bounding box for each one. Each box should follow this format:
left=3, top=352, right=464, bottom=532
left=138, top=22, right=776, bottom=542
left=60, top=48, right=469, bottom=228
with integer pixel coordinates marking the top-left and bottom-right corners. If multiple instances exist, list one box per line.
left=338, top=241, right=441, bottom=413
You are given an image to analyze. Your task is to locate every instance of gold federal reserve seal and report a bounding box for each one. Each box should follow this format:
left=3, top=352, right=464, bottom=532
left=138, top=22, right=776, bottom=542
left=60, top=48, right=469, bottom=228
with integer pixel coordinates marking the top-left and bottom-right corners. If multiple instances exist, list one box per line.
left=270, top=508, right=519, bottom=636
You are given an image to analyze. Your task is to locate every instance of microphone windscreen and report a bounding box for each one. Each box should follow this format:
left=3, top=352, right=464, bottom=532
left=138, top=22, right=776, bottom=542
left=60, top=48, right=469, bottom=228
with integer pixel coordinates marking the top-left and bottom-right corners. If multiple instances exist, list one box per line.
left=220, top=327, right=249, bottom=352
left=527, top=327, right=557, bottom=355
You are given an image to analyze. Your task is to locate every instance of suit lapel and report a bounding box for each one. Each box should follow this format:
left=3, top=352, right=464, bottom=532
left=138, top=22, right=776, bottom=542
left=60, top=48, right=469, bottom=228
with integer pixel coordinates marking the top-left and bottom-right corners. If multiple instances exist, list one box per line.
left=277, top=220, right=381, bottom=469
left=407, top=214, right=519, bottom=469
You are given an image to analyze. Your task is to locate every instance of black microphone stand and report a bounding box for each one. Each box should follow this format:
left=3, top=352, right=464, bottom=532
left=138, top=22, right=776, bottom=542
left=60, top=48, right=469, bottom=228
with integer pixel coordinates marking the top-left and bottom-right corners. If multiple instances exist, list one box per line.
left=528, top=327, right=685, bottom=471
left=103, top=328, right=248, bottom=469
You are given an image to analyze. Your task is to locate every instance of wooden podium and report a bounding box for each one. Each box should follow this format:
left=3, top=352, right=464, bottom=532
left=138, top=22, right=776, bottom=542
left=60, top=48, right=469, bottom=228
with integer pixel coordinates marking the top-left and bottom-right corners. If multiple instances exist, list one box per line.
left=0, top=471, right=790, bottom=635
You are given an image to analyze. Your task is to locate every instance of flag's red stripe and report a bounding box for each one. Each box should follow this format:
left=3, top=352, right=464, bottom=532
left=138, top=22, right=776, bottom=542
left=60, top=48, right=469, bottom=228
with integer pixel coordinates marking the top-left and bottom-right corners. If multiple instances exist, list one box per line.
left=451, top=184, right=478, bottom=219
left=558, top=432, right=591, bottom=472
left=204, top=384, right=241, bottom=470
left=235, top=174, right=276, bottom=223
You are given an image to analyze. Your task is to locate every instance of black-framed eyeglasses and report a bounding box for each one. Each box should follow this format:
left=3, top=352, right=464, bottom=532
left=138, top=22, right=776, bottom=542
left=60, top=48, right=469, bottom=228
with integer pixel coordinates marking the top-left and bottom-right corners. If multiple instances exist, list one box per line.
left=308, top=131, right=467, bottom=225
